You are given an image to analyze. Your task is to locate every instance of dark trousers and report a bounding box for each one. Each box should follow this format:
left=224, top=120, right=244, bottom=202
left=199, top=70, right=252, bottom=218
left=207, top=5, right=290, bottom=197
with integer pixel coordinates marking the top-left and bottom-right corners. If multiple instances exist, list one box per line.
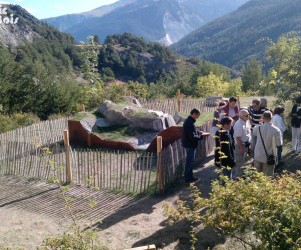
left=277, top=145, right=283, bottom=161
left=185, top=147, right=196, bottom=182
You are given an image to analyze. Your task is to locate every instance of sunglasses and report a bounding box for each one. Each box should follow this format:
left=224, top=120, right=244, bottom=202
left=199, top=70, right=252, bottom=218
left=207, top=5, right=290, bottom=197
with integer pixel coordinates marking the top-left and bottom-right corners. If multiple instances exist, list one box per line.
left=243, top=114, right=249, bottom=117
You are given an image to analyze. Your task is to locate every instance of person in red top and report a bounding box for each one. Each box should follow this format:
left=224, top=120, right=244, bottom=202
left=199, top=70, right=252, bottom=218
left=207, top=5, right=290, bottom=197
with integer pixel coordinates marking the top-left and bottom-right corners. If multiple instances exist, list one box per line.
left=220, top=97, right=239, bottom=141
left=220, top=97, right=239, bottom=122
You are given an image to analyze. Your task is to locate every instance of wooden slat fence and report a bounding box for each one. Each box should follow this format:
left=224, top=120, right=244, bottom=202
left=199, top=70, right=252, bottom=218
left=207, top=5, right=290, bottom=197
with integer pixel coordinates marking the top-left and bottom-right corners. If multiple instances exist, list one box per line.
left=140, top=98, right=216, bottom=114
left=0, top=117, right=68, bottom=149
left=0, top=143, right=66, bottom=182
left=71, top=148, right=156, bottom=194
left=0, top=117, right=214, bottom=194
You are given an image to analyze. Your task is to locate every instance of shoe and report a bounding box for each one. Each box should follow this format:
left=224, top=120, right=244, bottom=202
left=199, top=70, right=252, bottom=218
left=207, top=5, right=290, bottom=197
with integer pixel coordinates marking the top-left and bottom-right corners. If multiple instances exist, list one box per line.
left=277, top=161, right=285, bottom=166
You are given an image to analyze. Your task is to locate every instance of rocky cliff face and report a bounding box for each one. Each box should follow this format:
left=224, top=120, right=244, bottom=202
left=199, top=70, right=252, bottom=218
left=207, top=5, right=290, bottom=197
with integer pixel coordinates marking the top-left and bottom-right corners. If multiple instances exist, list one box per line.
left=44, top=0, right=249, bottom=45
left=0, top=5, right=42, bottom=46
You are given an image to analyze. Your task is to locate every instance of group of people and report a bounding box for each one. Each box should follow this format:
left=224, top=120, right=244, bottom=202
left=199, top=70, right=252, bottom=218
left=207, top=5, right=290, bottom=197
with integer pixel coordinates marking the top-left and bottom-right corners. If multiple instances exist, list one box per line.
left=182, top=96, right=301, bottom=183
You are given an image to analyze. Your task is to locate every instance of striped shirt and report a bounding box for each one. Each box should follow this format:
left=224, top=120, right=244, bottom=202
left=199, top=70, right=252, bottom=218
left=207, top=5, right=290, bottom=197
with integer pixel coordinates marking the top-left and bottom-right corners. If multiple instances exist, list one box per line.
left=248, top=106, right=268, bottom=127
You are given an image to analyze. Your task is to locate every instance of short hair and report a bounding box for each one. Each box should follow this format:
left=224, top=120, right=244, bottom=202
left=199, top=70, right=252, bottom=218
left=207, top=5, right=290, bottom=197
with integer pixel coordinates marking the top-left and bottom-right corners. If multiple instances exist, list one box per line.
left=263, top=110, right=272, bottom=120
left=218, top=101, right=226, bottom=107
left=260, top=97, right=267, bottom=103
left=220, top=116, right=233, bottom=126
left=190, top=108, right=201, bottom=115
left=296, top=96, right=301, bottom=104
left=229, top=97, right=237, bottom=103
left=252, top=99, right=260, bottom=106
left=273, top=106, right=285, bottom=115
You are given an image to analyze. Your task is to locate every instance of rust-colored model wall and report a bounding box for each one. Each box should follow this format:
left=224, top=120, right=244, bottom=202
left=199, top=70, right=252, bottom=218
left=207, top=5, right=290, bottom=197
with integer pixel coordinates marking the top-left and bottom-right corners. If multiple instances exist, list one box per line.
left=68, top=120, right=190, bottom=152
left=146, top=126, right=183, bottom=152
left=68, top=120, right=136, bottom=151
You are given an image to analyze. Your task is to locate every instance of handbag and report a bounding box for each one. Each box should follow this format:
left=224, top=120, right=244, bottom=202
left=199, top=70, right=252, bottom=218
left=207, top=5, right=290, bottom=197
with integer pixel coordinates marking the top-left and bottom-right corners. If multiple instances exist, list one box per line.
left=259, top=127, right=275, bottom=165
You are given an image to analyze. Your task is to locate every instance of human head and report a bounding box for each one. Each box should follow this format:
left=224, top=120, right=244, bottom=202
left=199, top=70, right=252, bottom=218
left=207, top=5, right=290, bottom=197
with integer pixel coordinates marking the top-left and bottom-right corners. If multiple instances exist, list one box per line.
left=260, top=97, right=268, bottom=108
left=220, top=116, right=233, bottom=130
left=273, top=106, right=285, bottom=116
left=218, top=101, right=226, bottom=108
left=229, top=97, right=237, bottom=108
left=252, top=98, right=260, bottom=110
left=239, top=109, right=249, bottom=121
left=190, top=108, right=201, bottom=119
left=295, top=96, right=301, bottom=106
left=262, top=110, right=273, bottom=122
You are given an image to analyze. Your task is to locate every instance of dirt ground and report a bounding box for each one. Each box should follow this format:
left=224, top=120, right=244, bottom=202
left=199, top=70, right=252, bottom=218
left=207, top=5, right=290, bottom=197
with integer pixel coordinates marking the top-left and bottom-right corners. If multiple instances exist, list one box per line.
left=0, top=156, right=224, bottom=250
left=1, top=142, right=300, bottom=250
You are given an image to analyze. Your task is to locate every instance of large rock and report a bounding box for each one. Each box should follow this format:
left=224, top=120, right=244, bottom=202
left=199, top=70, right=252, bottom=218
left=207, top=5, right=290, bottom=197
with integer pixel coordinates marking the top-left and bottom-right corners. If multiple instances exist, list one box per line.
left=173, top=112, right=185, bottom=124
left=97, top=100, right=176, bottom=132
left=80, top=117, right=96, bottom=133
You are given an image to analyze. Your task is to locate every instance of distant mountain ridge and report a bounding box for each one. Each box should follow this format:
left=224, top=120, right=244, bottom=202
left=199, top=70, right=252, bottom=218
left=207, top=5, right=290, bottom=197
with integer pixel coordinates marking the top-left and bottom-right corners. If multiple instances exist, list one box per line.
left=171, top=0, right=301, bottom=69
left=44, top=0, right=249, bottom=45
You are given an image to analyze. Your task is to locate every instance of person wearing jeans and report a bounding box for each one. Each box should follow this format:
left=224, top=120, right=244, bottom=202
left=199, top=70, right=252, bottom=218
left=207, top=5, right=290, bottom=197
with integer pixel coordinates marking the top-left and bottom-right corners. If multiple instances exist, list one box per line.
left=182, top=108, right=203, bottom=183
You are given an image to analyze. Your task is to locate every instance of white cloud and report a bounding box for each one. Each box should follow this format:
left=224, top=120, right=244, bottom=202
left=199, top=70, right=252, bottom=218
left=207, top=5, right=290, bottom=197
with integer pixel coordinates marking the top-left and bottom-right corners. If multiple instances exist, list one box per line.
left=0, top=1, right=10, bottom=4
left=15, top=0, right=23, bottom=2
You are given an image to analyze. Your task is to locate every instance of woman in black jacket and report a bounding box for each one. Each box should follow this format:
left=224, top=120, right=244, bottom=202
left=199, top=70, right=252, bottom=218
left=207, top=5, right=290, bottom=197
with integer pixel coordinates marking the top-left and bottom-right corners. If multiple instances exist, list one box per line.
left=215, top=117, right=235, bottom=179
left=290, top=96, right=301, bottom=153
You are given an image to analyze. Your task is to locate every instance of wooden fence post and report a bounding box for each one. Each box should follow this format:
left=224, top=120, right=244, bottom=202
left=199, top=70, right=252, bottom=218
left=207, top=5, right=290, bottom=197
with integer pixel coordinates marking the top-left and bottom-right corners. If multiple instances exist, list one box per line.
left=157, top=136, right=164, bottom=194
left=129, top=90, right=132, bottom=97
left=64, top=129, right=72, bottom=184
left=177, top=89, right=181, bottom=113
left=87, top=133, right=92, bottom=147
left=237, top=95, right=241, bottom=110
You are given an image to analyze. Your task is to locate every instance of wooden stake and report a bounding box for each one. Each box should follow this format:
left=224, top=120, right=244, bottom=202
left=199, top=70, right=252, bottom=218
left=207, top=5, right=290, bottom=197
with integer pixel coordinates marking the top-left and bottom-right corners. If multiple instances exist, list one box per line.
left=177, top=89, right=181, bottom=113
left=64, top=129, right=72, bottom=184
left=129, top=90, right=132, bottom=97
left=157, top=136, right=164, bottom=194
left=237, top=95, right=241, bottom=110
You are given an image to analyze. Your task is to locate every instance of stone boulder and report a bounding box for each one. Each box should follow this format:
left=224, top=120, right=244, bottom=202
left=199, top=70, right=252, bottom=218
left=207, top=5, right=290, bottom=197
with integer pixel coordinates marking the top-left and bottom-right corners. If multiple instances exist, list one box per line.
left=173, top=112, right=185, bottom=124
left=97, top=101, right=176, bottom=132
left=80, top=117, right=96, bottom=133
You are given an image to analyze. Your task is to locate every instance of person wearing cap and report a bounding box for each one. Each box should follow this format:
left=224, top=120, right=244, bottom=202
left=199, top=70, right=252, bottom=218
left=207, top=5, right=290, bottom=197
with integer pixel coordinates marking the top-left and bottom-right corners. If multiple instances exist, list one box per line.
left=253, top=111, right=282, bottom=177
left=233, top=109, right=251, bottom=178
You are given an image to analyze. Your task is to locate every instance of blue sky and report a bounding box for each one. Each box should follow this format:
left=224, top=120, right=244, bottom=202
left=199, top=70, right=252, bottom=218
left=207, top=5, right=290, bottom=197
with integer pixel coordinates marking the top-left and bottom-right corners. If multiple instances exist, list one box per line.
left=0, top=0, right=119, bottom=19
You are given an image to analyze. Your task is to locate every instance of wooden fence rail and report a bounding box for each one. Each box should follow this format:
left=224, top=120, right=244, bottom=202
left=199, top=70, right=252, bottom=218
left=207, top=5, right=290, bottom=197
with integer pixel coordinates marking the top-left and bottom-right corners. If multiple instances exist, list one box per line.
left=0, top=118, right=214, bottom=194
left=139, top=98, right=216, bottom=114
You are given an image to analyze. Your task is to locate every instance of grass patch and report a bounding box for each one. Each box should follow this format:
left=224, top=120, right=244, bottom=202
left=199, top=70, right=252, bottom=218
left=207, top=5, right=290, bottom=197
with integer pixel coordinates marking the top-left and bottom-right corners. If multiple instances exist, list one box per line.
left=93, top=125, right=156, bottom=141
left=71, top=112, right=95, bottom=121
left=179, top=111, right=213, bottom=127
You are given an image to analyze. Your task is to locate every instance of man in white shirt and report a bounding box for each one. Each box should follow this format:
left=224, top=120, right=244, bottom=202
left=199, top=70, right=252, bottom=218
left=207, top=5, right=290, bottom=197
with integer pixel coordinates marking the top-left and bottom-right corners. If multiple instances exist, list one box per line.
left=233, top=109, right=251, bottom=178
left=253, top=111, right=282, bottom=177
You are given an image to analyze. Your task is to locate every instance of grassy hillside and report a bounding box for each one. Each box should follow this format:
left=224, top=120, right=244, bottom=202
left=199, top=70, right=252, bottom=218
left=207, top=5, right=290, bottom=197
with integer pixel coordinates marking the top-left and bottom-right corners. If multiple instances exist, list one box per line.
left=171, top=0, right=301, bottom=69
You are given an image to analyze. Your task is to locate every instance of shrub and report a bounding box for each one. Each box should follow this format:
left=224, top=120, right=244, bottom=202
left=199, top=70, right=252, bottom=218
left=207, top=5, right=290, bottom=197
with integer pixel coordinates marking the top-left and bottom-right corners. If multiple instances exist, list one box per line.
left=164, top=171, right=301, bottom=249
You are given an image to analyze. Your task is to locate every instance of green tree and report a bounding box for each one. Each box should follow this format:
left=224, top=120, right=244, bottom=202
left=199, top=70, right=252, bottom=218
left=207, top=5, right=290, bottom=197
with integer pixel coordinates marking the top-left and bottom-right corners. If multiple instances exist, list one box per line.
left=196, top=72, right=224, bottom=97
left=267, top=35, right=301, bottom=103
left=241, top=58, right=263, bottom=92
left=80, top=36, right=101, bottom=84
